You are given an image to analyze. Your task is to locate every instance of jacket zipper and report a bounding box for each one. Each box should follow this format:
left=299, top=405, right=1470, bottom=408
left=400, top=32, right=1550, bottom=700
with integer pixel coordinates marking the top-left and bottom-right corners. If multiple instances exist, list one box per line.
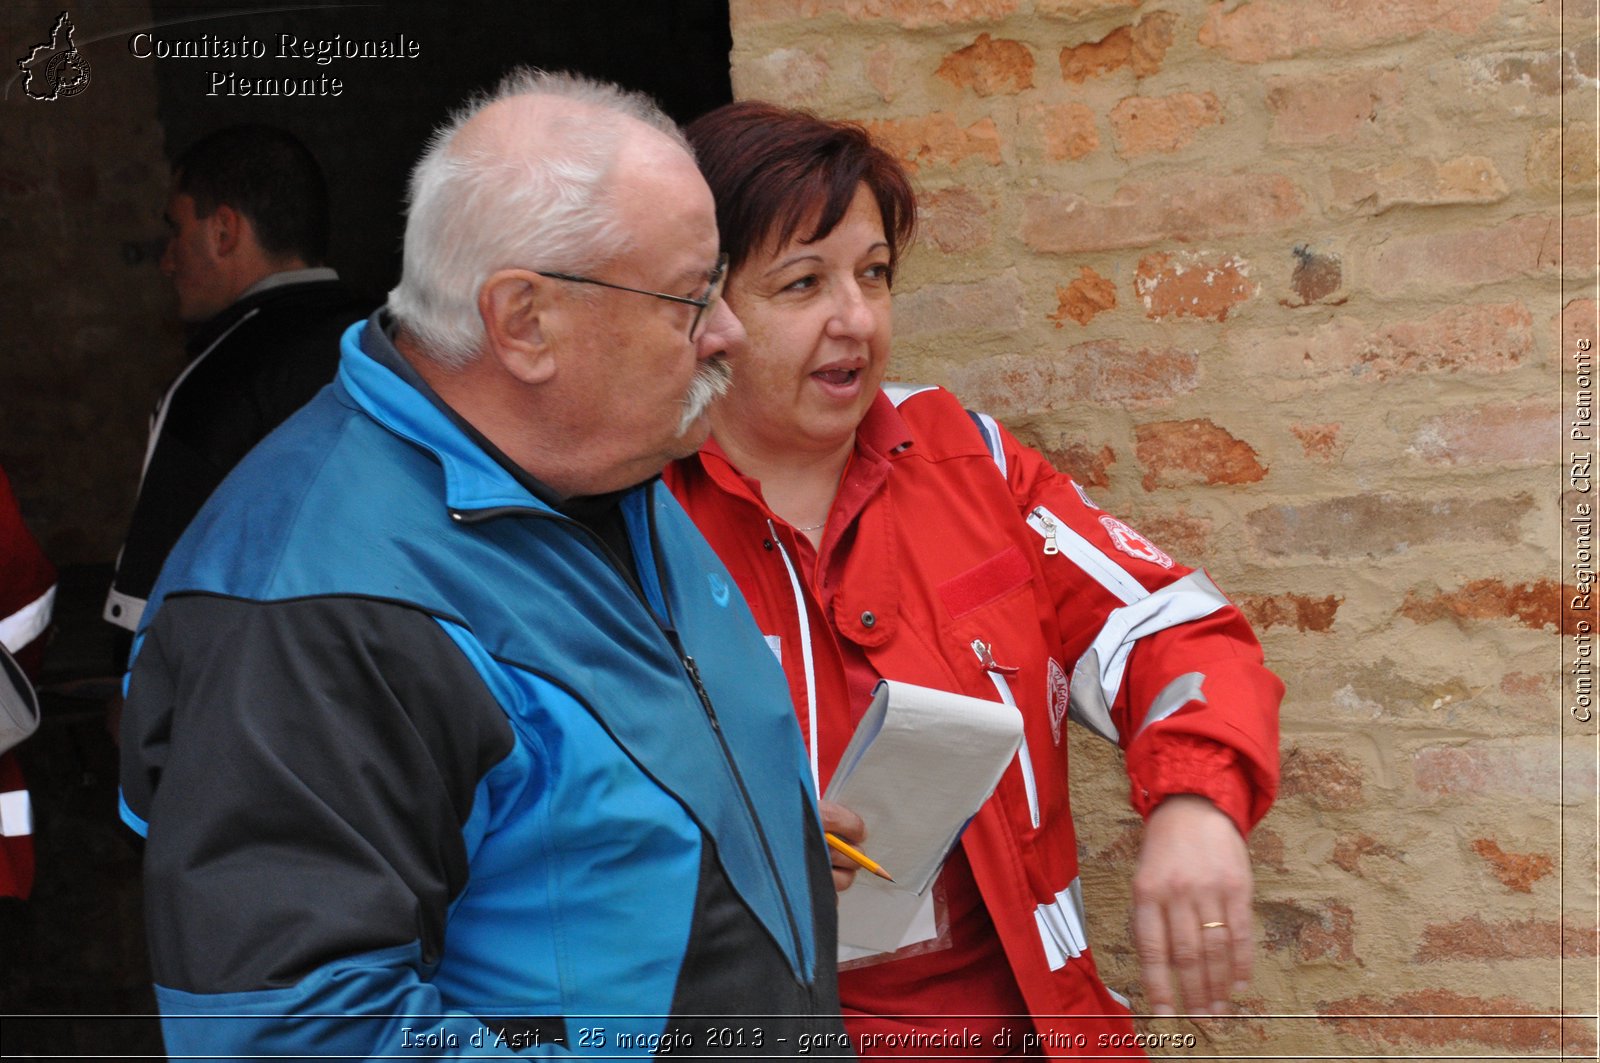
left=1027, top=506, right=1061, bottom=555
left=972, top=638, right=1041, bottom=828
left=454, top=497, right=809, bottom=973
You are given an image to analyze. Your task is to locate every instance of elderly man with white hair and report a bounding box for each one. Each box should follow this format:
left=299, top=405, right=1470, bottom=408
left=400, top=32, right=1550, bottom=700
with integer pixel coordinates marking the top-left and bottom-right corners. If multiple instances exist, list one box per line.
left=118, top=69, right=847, bottom=1059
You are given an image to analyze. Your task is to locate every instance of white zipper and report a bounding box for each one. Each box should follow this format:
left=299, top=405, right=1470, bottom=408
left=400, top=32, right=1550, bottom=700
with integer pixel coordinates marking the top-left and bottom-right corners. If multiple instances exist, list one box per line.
left=768, top=520, right=820, bottom=797
left=1026, top=506, right=1061, bottom=556
left=972, top=639, right=1040, bottom=828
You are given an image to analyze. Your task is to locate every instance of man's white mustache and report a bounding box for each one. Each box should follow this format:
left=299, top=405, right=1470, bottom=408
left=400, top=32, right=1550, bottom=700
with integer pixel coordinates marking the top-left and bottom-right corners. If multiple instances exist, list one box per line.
left=678, top=355, right=733, bottom=435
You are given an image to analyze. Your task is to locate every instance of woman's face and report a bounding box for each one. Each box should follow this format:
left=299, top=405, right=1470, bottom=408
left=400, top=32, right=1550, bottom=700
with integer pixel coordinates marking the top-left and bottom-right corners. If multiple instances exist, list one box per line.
left=712, top=184, right=894, bottom=461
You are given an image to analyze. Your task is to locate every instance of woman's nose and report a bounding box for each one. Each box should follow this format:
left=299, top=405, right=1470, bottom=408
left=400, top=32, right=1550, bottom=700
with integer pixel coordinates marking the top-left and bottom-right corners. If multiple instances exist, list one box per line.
left=827, top=281, right=876, bottom=339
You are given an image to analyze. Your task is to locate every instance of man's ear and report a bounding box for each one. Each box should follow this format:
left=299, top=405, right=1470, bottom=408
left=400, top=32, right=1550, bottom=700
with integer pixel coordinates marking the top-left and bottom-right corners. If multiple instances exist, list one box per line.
left=479, top=269, right=558, bottom=385
left=209, top=203, right=243, bottom=257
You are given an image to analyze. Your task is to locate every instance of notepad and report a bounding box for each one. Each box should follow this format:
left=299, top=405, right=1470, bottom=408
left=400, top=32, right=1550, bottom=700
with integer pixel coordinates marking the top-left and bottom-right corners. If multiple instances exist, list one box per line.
left=824, top=678, right=1024, bottom=958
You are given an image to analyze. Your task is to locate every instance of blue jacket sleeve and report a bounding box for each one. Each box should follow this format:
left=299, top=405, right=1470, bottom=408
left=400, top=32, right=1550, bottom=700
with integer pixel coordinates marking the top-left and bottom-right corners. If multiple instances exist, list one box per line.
left=119, top=593, right=542, bottom=1058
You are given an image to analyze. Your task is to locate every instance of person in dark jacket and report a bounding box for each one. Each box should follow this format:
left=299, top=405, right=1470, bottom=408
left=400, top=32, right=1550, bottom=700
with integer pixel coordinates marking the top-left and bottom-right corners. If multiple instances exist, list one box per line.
left=118, top=69, right=847, bottom=1059
left=104, top=124, right=371, bottom=635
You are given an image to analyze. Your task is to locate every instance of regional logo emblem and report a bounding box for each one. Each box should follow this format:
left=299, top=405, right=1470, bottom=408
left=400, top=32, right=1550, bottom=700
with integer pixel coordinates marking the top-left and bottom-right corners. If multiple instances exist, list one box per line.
left=17, top=12, right=92, bottom=101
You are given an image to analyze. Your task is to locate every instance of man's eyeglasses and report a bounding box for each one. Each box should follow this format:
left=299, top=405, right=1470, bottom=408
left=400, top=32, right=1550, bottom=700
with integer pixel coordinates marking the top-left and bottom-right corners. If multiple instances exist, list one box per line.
left=537, top=253, right=729, bottom=340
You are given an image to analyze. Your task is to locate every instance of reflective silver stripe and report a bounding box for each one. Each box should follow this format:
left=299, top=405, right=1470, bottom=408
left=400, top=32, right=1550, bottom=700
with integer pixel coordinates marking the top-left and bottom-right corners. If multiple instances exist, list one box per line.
left=0, top=788, right=31, bottom=838
left=1139, top=671, right=1208, bottom=737
left=768, top=520, right=820, bottom=796
left=1069, top=572, right=1231, bottom=738
left=102, top=586, right=146, bottom=633
left=982, top=667, right=1039, bottom=828
left=1034, top=876, right=1088, bottom=969
left=882, top=382, right=939, bottom=407
left=1106, top=985, right=1131, bottom=1009
left=0, top=584, right=55, bottom=653
left=1067, top=680, right=1122, bottom=744
left=1027, top=506, right=1145, bottom=605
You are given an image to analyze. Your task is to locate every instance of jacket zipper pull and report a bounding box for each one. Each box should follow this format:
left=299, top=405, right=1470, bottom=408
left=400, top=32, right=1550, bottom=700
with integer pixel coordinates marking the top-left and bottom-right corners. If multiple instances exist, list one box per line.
left=684, top=656, right=720, bottom=731
left=971, top=638, right=1020, bottom=675
left=1032, top=508, right=1060, bottom=555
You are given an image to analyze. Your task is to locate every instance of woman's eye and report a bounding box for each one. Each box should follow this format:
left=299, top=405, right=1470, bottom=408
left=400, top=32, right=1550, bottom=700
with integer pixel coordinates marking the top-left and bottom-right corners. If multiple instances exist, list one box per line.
left=864, top=263, right=892, bottom=283
left=782, top=274, right=818, bottom=292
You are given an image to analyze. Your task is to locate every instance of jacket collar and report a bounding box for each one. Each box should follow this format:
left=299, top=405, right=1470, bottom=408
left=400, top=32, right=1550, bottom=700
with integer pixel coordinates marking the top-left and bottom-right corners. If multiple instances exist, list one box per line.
left=693, top=389, right=915, bottom=504
left=335, top=312, right=562, bottom=517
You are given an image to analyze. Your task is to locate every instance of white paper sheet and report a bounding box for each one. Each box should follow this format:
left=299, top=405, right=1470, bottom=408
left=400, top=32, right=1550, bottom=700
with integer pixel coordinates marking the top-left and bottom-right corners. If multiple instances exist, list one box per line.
left=825, top=679, right=1024, bottom=957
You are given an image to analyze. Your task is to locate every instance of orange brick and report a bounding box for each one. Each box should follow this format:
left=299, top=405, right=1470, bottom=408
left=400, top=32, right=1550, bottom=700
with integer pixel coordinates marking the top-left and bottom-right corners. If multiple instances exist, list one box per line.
left=1279, top=746, right=1365, bottom=810
left=1412, top=741, right=1588, bottom=803
left=1261, top=899, right=1355, bottom=963
left=1248, top=825, right=1287, bottom=872
left=1198, top=0, right=1502, bottom=63
left=1265, top=70, right=1404, bottom=145
left=1039, top=442, right=1115, bottom=488
left=1032, top=101, right=1100, bottom=160
left=1471, top=838, right=1555, bottom=893
left=1109, top=91, right=1224, bottom=158
left=1367, top=214, right=1565, bottom=290
left=1128, top=509, right=1211, bottom=561
left=1136, top=418, right=1268, bottom=490
left=1330, top=156, right=1509, bottom=213
left=1133, top=251, right=1256, bottom=321
left=1235, top=592, right=1341, bottom=633
left=1290, top=422, right=1342, bottom=460
left=917, top=187, right=993, bottom=254
left=736, top=47, right=831, bottom=105
left=863, top=113, right=1003, bottom=171
left=1331, top=832, right=1400, bottom=874
left=948, top=342, right=1199, bottom=418
left=1247, top=493, right=1532, bottom=558
left=1058, top=11, right=1177, bottom=82
left=1416, top=915, right=1597, bottom=961
left=1400, top=578, right=1560, bottom=630
left=936, top=33, right=1034, bottom=96
left=1024, top=173, right=1304, bottom=253
left=1466, top=43, right=1599, bottom=95
left=1410, top=402, right=1561, bottom=466
left=1047, top=266, right=1117, bottom=327
left=895, top=271, right=1023, bottom=336
left=865, top=44, right=895, bottom=101
left=1296, top=303, right=1534, bottom=381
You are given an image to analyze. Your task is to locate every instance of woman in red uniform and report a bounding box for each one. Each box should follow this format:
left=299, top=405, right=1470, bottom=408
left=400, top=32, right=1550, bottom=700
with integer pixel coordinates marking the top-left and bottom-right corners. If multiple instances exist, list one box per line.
left=664, top=102, right=1282, bottom=1057
left=0, top=464, right=57, bottom=900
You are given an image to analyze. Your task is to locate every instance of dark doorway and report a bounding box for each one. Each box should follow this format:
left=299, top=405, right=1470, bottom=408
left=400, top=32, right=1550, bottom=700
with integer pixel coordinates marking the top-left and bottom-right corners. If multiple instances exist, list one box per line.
left=148, top=0, right=735, bottom=298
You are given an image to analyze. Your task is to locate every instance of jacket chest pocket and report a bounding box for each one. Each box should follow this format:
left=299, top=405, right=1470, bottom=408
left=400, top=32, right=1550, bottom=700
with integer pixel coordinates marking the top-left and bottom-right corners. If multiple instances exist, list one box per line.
left=935, top=547, right=1061, bottom=833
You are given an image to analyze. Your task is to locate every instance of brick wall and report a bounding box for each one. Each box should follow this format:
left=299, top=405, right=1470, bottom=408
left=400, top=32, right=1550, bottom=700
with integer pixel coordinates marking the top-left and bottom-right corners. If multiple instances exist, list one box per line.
left=730, top=0, right=1597, bottom=1056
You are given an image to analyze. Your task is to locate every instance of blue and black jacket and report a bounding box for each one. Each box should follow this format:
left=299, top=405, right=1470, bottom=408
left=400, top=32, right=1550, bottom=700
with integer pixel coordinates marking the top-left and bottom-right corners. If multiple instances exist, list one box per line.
left=119, top=316, right=844, bottom=1058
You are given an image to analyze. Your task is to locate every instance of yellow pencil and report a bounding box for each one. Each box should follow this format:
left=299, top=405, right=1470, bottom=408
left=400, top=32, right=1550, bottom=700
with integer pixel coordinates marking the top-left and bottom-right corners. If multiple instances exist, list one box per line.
left=825, top=832, right=894, bottom=882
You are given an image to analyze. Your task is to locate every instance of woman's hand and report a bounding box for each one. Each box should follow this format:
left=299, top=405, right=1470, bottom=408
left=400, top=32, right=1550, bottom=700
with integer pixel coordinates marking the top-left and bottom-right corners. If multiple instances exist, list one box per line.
left=818, top=799, right=867, bottom=893
left=1130, top=795, right=1254, bottom=1017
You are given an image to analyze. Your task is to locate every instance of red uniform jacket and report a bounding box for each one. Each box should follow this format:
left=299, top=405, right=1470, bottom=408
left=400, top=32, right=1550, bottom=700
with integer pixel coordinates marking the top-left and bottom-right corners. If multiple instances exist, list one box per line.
left=667, top=387, right=1281, bottom=1054
left=1, top=465, right=57, bottom=899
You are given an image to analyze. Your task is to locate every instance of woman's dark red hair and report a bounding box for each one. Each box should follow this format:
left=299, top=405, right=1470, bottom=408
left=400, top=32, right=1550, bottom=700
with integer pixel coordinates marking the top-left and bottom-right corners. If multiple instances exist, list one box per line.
left=686, top=101, right=916, bottom=278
